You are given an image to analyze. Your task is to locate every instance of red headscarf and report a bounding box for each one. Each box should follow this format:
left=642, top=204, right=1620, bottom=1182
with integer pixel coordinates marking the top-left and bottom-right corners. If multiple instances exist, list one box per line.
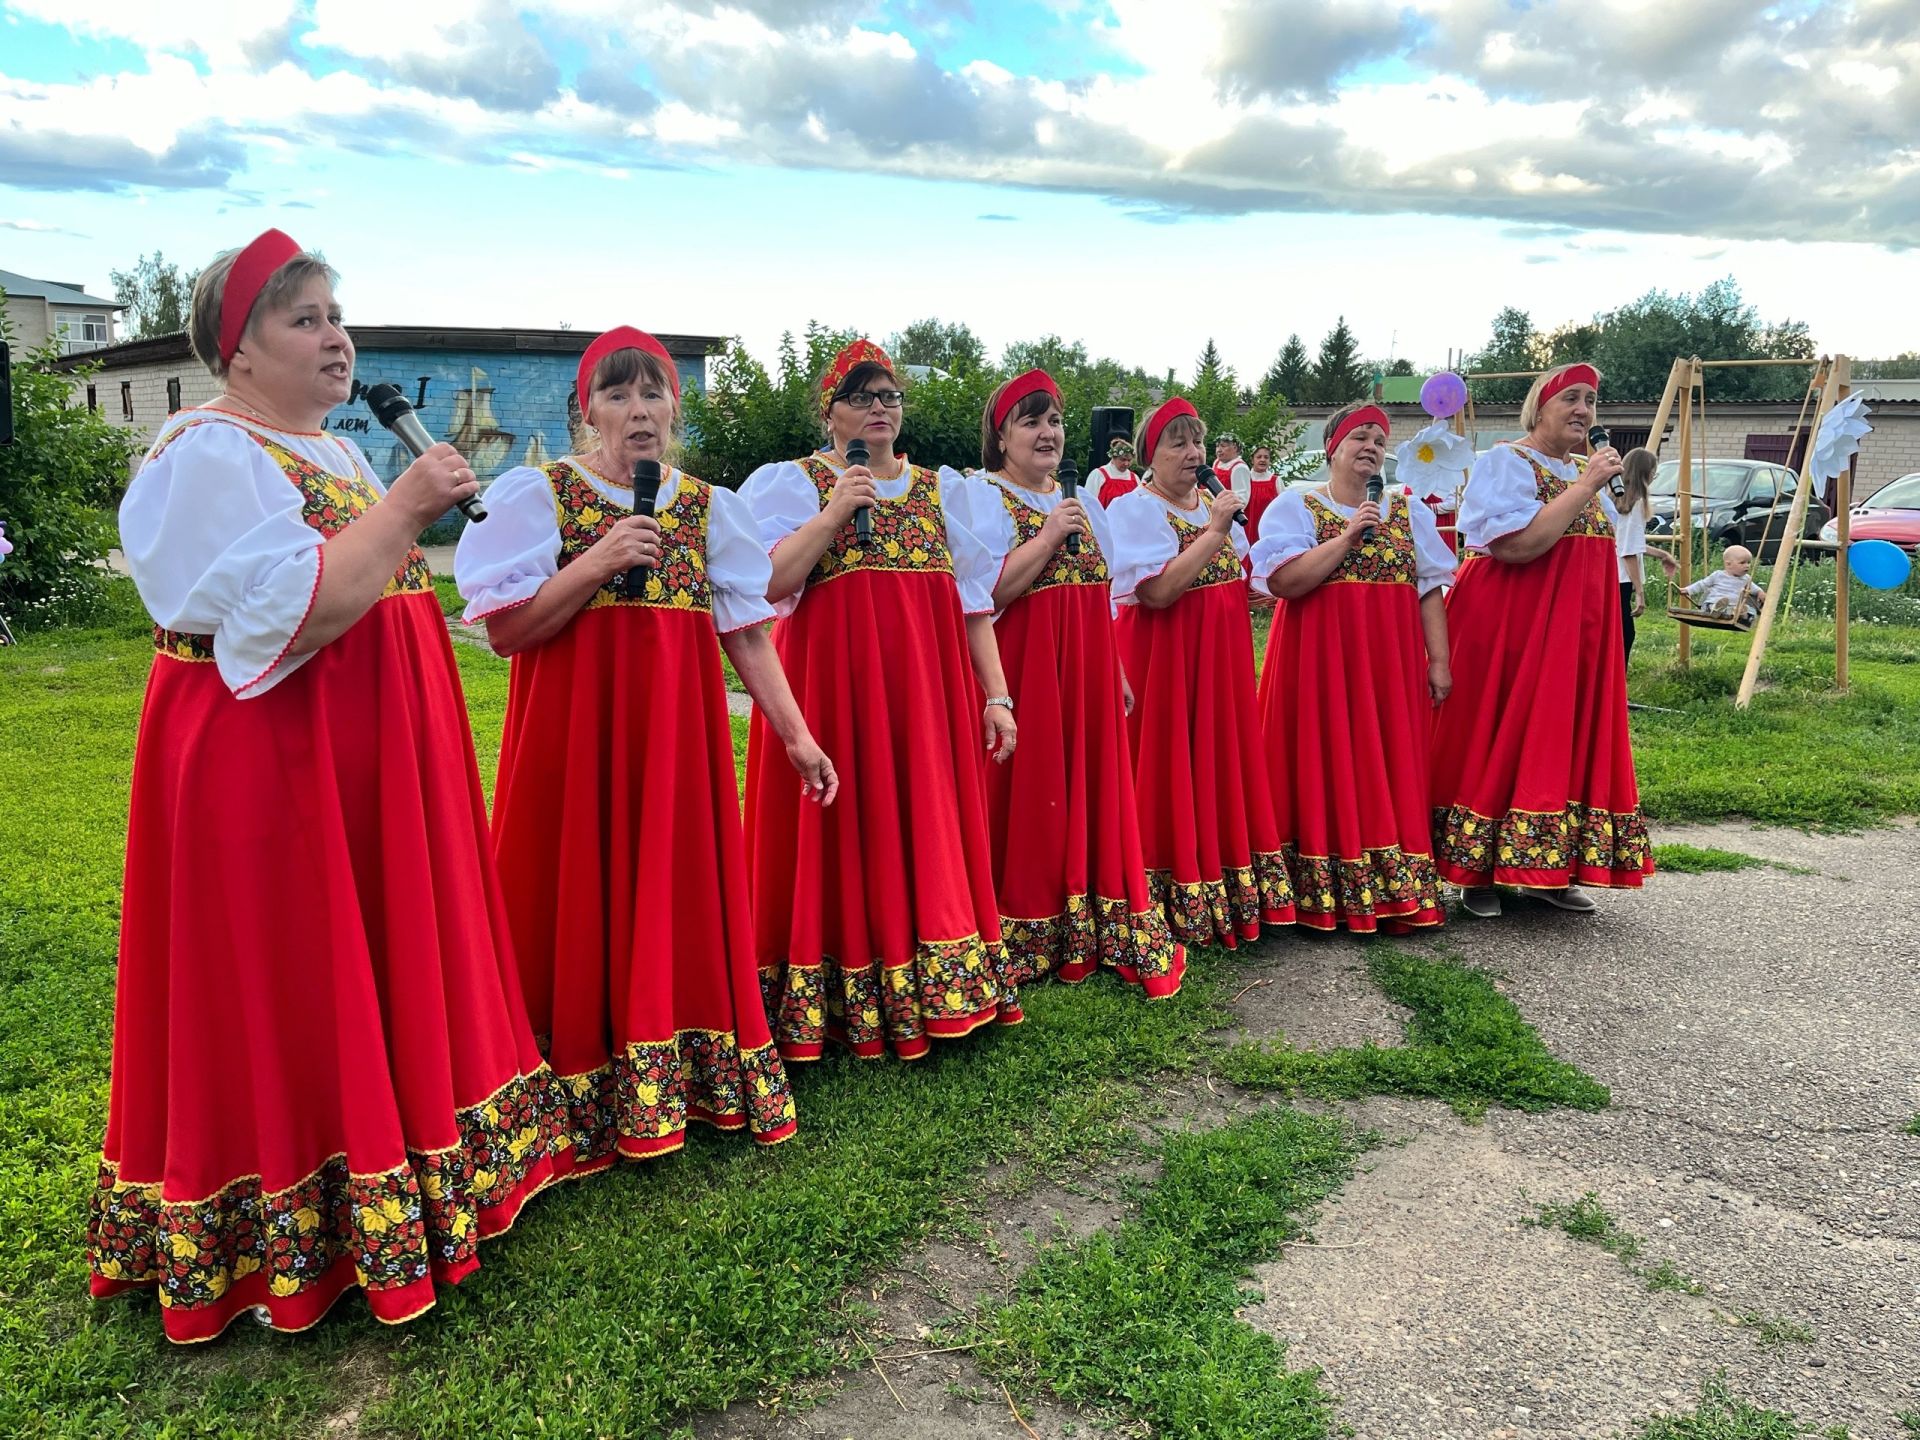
left=218, top=228, right=303, bottom=363
left=991, top=368, right=1061, bottom=430
left=1538, top=363, right=1600, bottom=407
left=1327, top=405, right=1390, bottom=456
left=818, top=338, right=896, bottom=416
left=1142, top=397, right=1200, bottom=463
left=576, top=326, right=680, bottom=419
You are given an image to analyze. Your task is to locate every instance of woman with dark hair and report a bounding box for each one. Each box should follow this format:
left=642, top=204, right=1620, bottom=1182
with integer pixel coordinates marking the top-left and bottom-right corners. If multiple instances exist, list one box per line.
left=739, top=339, right=1021, bottom=1061
left=1108, top=398, right=1296, bottom=948
left=1254, top=403, right=1455, bottom=933
left=1430, top=363, right=1654, bottom=918
left=455, top=325, right=832, bottom=1166
left=91, top=230, right=569, bottom=1342
left=944, top=370, right=1183, bottom=997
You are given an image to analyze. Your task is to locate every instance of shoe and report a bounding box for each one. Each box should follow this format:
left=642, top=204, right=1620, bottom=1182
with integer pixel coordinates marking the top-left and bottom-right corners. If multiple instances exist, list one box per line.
left=1460, top=887, right=1502, bottom=918
left=1537, top=886, right=1596, bottom=913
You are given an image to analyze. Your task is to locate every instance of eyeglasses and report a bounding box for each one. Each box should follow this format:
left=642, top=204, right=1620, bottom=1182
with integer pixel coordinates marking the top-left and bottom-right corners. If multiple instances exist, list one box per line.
left=836, top=389, right=905, bottom=410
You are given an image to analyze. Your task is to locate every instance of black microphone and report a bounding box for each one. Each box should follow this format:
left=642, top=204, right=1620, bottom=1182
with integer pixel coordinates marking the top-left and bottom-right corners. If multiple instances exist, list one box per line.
left=1057, top=455, right=1082, bottom=555
left=1196, top=468, right=1248, bottom=528
left=1588, top=424, right=1624, bottom=501
left=363, top=382, right=486, bottom=523
left=626, top=458, right=663, bottom=596
left=1362, top=464, right=1385, bottom=541
left=845, top=438, right=873, bottom=544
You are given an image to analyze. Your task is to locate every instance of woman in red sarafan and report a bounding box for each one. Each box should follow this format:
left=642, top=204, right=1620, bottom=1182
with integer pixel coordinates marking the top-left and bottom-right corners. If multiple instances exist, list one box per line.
left=739, top=339, right=1022, bottom=1062
left=943, top=370, right=1183, bottom=997
left=455, top=326, right=833, bottom=1167
left=1429, top=363, right=1654, bottom=918
left=89, top=230, right=571, bottom=1343
left=1253, top=403, right=1455, bottom=934
left=1108, top=398, right=1296, bottom=949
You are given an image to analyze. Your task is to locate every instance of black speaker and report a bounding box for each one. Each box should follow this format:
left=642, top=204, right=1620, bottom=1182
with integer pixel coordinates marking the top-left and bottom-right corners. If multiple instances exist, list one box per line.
left=1088, top=405, right=1133, bottom=476
left=0, top=342, right=13, bottom=447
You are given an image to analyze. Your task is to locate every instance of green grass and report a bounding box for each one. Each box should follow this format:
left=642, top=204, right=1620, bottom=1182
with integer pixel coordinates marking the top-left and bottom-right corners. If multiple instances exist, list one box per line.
left=1898, top=1410, right=1920, bottom=1437
left=974, top=1109, right=1358, bottom=1439
left=1524, top=1192, right=1643, bottom=1261
left=1902, top=1114, right=1920, bottom=1138
left=1652, top=844, right=1771, bottom=874
left=1217, top=948, right=1611, bottom=1121
left=1643, top=1259, right=1708, bottom=1296
left=1628, top=1375, right=1851, bottom=1439
left=1734, top=1311, right=1817, bottom=1349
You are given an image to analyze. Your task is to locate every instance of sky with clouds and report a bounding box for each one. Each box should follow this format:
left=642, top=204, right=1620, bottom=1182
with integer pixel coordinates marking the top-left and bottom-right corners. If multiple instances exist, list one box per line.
left=1, top=0, right=1914, bottom=379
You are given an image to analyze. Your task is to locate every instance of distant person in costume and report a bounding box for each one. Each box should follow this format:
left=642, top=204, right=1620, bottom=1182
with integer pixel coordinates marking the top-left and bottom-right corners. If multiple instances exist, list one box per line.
left=455, top=325, right=831, bottom=1165
left=739, top=339, right=1021, bottom=1061
left=90, top=230, right=569, bottom=1342
left=1245, top=441, right=1282, bottom=544
left=1108, top=398, right=1296, bottom=947
left=1254, top=404, right=1455, bottom=933
left=1430, top=363, right=1654, bottom=918
left=944, top=371, right=1184, bottom=997
left=1092, top=436, right=1139, bottom=507
left=1212, top=432, right=1254, bottom=506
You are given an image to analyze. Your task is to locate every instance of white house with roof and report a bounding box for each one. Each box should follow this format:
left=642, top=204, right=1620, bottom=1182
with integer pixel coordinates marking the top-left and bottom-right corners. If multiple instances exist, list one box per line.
left=0, top=267, right=123, bottom=355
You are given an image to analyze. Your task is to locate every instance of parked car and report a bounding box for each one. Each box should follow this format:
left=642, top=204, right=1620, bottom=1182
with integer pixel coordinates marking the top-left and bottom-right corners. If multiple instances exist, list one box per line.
left=1819, top=471, right=1920, bottom=550
left=1285, top=450, right=1399, bottom=494
left=1646, top=458, right=1830, bottom=562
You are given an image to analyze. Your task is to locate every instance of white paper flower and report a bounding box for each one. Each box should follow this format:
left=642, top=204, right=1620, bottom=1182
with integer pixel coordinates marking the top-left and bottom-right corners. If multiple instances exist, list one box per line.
left=1395, top=422, right=1475, bottom=494
left=1810, top=393, right=1872, bottom=483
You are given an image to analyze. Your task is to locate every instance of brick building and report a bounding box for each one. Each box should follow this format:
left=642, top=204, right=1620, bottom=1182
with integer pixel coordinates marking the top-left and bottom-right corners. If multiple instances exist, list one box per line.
left=54, top=325, right=724, bottom=487
left=1, top=267, right=122, bottom=355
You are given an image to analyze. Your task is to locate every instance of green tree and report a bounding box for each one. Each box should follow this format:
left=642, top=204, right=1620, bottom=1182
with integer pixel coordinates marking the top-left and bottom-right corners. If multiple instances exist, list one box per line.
left=1386, top=357, right=1416, bottom=377
left=886, top=317, right=987, bottom=377
left=1187, top=338, right=1242, bottom=438
left=110, top=251, right=198, bottom=341
left=1308, top=317, right=1370, bottom=405
left=1577, top=279, right=1812, bottom=401
left=1466, top=306, right=1543, bottom=404
left=1859, top=351, right=1920, bottom=379
left=1002, top=335, right=1090, bottom=377
left=0, top=308, right=139, bottom=625
left=1262, top=334, right=1312, bottom=402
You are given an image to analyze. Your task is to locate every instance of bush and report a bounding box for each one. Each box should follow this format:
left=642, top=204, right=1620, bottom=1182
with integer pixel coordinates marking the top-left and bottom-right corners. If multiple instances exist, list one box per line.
left=0, top=324, right=138, bottom=628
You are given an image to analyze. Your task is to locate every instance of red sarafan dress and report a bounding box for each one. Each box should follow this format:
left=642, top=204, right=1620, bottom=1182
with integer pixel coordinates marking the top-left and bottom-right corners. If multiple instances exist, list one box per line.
left=1253, top=487, right=1454, bottom=932
left=1430, top=443, right=1654, bottom=888
left=947, top=470, right=1184, bottom=996
left=1093, top=464, right=1137, bottom=509
left=1244, top=468, right=1281, bottom=547
left=740, top=453, right=1018, bottom=1061
left=1108, top=488, right=1296, bottom=947
left=455, top=458, right=798, bottom=1166
left=90, top=411, right=569, bottom=1344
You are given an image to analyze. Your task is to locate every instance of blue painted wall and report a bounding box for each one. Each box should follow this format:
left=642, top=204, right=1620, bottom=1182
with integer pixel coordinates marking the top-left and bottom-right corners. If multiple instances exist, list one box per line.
left=326, top=348, right=705, bottom=486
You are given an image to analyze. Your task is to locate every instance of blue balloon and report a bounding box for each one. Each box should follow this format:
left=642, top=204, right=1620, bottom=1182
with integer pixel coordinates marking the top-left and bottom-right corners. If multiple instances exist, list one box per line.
left=1849, top=538, right=1912, bottom=590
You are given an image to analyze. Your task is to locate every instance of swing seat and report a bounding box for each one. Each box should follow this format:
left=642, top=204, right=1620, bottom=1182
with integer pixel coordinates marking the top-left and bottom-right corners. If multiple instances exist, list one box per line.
left=1666, top=600, right=1755, bottom=632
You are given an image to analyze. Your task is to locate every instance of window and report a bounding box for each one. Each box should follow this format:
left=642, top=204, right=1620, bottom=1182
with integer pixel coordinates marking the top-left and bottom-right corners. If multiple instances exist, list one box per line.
left=86, top=385, right=97, bottom=412
left=121, top=381, right=133, bottom=420
left=1745, top=469, right=1776, bottom=503
left=83, top=314, right=109, bottom=343
left=166, top=377, right=182, bottom=413
left=1867, top=474, right=1920, bottom=510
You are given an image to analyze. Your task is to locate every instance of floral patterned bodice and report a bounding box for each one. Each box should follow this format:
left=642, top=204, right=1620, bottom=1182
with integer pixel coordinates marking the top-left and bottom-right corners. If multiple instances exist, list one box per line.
left=797, top=454, right=953, bottom=587
left=1511, top=445, right=1615, bottom=541
left=1167, top=509, right=1244, bottom=590
left=150, top=418, right=430, bottom=662
left=547, top=460, right=712, bottom=613
left=1304, top=490, right=1416, bottom=586
left=992, top=478, right=1110, bottom=594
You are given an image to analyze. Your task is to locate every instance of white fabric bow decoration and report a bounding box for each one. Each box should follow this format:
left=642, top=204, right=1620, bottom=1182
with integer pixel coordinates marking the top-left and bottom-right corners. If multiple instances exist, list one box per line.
left=1395, top=422, right=1475, bottom=499
left=1809, top=392, right=1872, bottom=483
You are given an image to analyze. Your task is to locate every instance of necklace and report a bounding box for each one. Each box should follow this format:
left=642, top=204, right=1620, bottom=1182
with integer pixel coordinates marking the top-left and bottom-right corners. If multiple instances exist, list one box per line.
left=1146, top=478, right=1201, bottom=512
left=999, top=467, right=1058, bottom=495
left=204, top=396, right=324, bottom=436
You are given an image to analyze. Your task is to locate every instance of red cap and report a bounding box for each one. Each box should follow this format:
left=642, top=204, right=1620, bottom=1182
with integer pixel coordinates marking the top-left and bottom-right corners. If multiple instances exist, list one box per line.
left=1539, top=363, right=1600, bottom=407
left=991, top=368, right=1062, bottom=430
left=1328, top=405, right=1391, bottom=456
left=1142, top=397, right=1200, bottom=463
left=576, top=326, right=680, bottom=420
left=218, top=228, right=303, bottom=363
left=819, top=338, right=896, bottom=416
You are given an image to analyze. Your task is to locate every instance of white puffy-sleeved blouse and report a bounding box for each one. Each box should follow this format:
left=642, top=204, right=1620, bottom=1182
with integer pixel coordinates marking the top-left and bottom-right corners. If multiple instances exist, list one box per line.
left=939, top=467, right=1120, bottom=616
left=118, top=410, right=371, bottom=699
left=452, top=458, right=775, bottom=635
left=1105, top=486, right=1250, bottom=606
left=736, top=453, right=997, bottom=619
left=1248, top=486, right=1457, bottom=598
left=1457, top=442, right=1620, bottom=551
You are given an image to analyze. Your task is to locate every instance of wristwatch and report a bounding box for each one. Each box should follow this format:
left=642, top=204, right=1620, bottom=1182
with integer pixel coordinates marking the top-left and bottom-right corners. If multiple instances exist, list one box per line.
left=983, top=695, right=1014, bottom=713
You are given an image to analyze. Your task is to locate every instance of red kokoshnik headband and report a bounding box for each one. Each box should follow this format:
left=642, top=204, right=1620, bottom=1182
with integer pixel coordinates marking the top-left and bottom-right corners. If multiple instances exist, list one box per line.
left=991, top=368, right=1061, bottom=430
left=819, top=338, right=896, bottom=416
left=1142, top=397, right=1199, bottom=461
left=218, top=228, right=303, bottom=363
left=1539, top=363, right=1600, bottom=406
left=1328, top=405, right=1391, bottom=455
left=576, top=326, right=680, bottom=418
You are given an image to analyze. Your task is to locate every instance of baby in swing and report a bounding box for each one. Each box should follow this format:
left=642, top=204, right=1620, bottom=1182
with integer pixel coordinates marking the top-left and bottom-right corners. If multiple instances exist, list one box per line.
left=1680, top=545, right=1763, bottom=621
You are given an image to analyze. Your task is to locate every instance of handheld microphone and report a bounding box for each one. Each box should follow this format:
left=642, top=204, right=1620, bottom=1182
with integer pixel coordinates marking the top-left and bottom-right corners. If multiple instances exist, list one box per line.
left=626, top=458, right=663, bottom=596
left=363, top=382, right=487, bottom=523
left=1196, top=469, right=1248, bottom=528
left=1589, top=424, right=1625, bottom=501
left=845, top=438, right=873, bottom=544
left=1057, top=455, right=1082, bottom=555
left=1362, top=463, right=1385, bottom=541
